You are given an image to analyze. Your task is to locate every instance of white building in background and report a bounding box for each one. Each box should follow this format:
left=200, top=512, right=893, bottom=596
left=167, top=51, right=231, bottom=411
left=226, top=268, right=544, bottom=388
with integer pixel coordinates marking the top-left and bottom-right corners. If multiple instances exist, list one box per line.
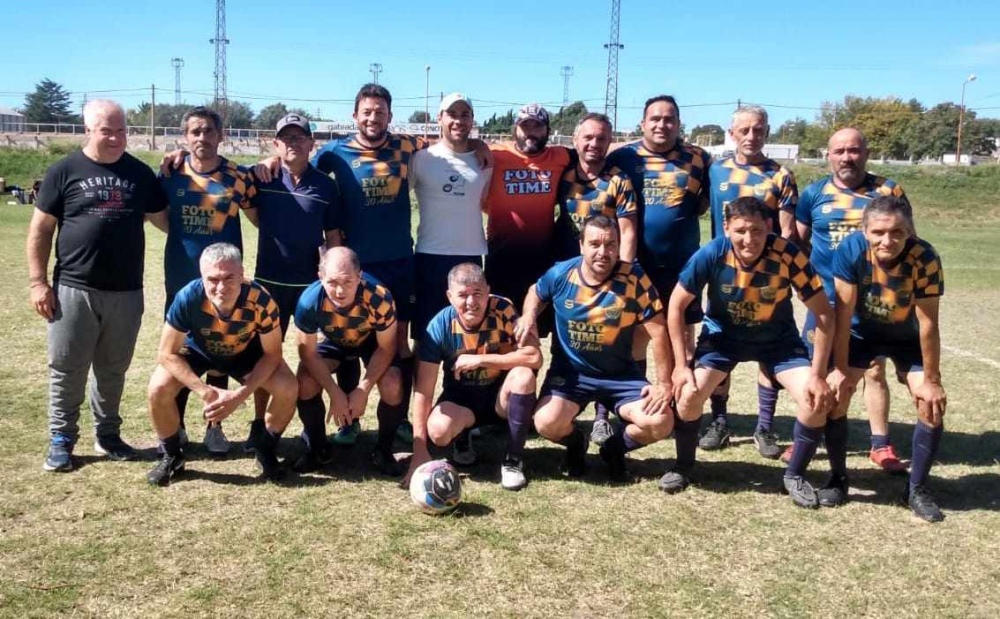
left=701, top=131, right=800, bottom=161
left=0, top=106, right=25, bottom=132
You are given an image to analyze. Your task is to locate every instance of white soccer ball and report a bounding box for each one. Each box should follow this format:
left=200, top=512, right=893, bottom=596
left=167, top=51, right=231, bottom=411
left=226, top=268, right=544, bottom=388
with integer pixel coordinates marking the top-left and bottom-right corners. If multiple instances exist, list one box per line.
left=409, top=459, right=462, bottom=515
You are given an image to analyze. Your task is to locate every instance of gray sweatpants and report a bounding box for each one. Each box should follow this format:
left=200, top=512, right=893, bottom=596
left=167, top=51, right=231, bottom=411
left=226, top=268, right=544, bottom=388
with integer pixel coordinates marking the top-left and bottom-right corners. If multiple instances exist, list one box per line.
left=47, top=284, right=144, bottom=443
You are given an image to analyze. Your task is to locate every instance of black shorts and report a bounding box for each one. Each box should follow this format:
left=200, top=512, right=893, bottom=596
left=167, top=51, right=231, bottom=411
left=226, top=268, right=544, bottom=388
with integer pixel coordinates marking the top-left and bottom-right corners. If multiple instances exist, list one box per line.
left=181, top=337, right=263, bottom=382
left=413, top=253, right=482, bottom=341
left=436, top=379, right=505, bottom=427
left=849, top=337, right=923, bottom=374
left=257, top=280, right=308, bottom=339
left=317, top=335, right=379, bottom=366
left=364, top=256, right=414, bottom=323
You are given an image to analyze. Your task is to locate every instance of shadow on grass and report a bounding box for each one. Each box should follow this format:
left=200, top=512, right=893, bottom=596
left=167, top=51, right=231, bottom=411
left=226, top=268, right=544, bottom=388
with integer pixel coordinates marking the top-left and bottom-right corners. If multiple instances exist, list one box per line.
left=450, top=502, right=495, bottom=518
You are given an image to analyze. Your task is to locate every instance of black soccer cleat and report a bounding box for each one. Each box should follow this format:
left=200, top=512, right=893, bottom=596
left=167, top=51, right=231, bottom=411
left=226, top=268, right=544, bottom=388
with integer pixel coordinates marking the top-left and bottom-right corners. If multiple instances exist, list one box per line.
left=905, top=484, right=945, bottom=523
left=816, top=474, right=849, bottom=508
left=783, top=475, right=819, bottom=509
left=147, top=454, right=185, bottom=487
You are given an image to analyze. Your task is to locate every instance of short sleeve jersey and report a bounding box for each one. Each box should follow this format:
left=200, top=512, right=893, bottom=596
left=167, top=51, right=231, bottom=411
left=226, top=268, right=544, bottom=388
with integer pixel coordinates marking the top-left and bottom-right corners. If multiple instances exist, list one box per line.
left=557, top=164, right=638, bottom=238
left=412, top=142, right=492, bottom=256
left=832, top=231, right=943, bottom=343
left=250, top=164, right=342, bottom=286
left=795, top=173, right=907, bottom=297
left=708, top=156, right=797, bottom=238
left=485, top=143, right=573, bottom=255
left=608, top=140, right=711, bottom=275
left=294, top=274, right=397, bottom=349
left=159, top=157, right=256, bottom=296
left=166, top=279, right=279, bottom=359
left=311, top=134, right=425, bottom=264
left=536, top=257, right=662, bottom=378
left=35, top=150, right=167, bottom=291
left=679, top=235, right=823, bottom=346
left=418, top=295, right=519, bottom=390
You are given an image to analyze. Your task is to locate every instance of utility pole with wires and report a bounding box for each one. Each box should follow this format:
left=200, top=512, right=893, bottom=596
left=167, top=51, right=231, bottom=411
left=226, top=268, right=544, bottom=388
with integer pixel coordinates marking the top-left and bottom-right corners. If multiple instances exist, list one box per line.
left=370, top=63, right=383, bottom=85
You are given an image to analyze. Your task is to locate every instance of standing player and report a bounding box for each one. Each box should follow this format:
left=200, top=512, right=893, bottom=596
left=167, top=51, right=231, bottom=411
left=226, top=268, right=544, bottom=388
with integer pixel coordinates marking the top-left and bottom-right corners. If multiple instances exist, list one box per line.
left=517, top=215, right=674, bottom=482
left=145, top=243, right=297, bottom=486
left=795, top=128, right=910, bottom=473
left=159, top=106, right=257, bottom=455
left=827, top=196, right=947, bottom=521
left=701, top=105, right=799, bottom=458
left=28, top=99, right=168, bottom=472
left=664, top=197, right=835, bottom=507
left=293, top=247, right=405, bottom=475
left=406, top=263, right=541, bottom=490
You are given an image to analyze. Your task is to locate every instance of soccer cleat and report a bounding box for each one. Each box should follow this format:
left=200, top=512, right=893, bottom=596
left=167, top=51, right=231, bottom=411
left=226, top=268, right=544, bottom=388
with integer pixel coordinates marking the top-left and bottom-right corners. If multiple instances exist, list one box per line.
left=870, top=445, right=908, bottom=475
left=147, top=454, right=185, bottom=486
left=598, top=442, right=630, bottom=483
left=817, top=474, right=850, bottom=507
left=658, top=467, right=691, bottom=494
left=563, top=433, right=590, bottom=478
left=43, top=435, right=75, bottom=472
left=450, top=431, right=477, bottom=467
left=255, top=450, right=286, bottom=482
left=395, top=420, right=414, bottom=444
left=291, top=445, right=333, bottom=474
left=370, top=446, right=403, bottom=477
left=243, top=419, right=265, bottom=453
left=331, top=420, right=361, bottom=446
left=204, top=423, right=231, bottom=455
left=500, top=454, right=528, bottom=491
left=753, top=429, right=782, bottom=460
left=780, top=445, right=795, bottom=463
left=698, top=421, right=732, bottom=451
left=905, top=484, right=945, bottom=523
left=590, top=418, right=614, bottom=446
left=783, top=475, right=819, bottom=509
left=93, top=434, right=139, bottom=461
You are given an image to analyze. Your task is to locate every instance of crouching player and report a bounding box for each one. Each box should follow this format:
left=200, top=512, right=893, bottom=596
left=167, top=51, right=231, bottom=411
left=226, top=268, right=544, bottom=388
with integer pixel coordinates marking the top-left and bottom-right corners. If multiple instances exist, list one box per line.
left=518, top=215, right=674, bottom=483
left=664, top=197, right=836, bottom=507
left=293, top=247, right=406, bottom=476
left=146, top=243, right=297, bottom=485
left=406, top=263, right=542, bottom=490
left=827, top=196, right=947, bottom=522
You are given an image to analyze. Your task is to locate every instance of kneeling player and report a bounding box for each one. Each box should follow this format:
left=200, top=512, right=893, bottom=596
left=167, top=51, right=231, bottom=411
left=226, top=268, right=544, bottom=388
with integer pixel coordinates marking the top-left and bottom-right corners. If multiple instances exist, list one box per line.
left=146, top=243, right=297, bottom=486
left=294, top=247, right=406, bottom=475
left=406, top=263, right=542, bottom=490
left=518, top=215, right=674, bottom=482
left=827, top=196, right=947, bottom=522
left=664, top=197, right=835, bottom=507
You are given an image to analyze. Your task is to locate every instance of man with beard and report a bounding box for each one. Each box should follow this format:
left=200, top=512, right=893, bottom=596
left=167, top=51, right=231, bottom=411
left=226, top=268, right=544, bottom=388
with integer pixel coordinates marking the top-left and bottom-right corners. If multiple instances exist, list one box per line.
left=795, top=128, right=910, bottom=473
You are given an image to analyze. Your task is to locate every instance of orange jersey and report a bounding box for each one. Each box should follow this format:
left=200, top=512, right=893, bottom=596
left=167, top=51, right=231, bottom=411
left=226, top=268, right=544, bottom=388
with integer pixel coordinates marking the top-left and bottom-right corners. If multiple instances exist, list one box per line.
left=485, top=143, right=572, bottom=253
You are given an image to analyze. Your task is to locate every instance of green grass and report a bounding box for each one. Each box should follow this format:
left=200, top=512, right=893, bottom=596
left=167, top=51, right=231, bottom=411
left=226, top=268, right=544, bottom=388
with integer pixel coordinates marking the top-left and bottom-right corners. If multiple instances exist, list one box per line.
left=0, top=154, right=998, bottom=617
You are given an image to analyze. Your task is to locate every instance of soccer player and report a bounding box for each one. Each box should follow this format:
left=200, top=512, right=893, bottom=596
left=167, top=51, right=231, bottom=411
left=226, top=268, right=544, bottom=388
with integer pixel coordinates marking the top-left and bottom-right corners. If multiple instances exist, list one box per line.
left=795, top=128, right=910, bottom=473
left=410, top=93, right=492, bottom=343
left=702, top=105, right=799, bottom=458
left=28, top=99, right=168, bottom=472
left=517, top=215, right=674, bottom=482
left=145, top=243, right=297, bottom=486
left=406, top=263, right=541, bottom=490
left=293, top=247, right=405, bottom=475
left=663, top=197, right=835, bottom=508
left=159, top=106, right=257, bottom=455
left=827, top=196, right=947, bottom=521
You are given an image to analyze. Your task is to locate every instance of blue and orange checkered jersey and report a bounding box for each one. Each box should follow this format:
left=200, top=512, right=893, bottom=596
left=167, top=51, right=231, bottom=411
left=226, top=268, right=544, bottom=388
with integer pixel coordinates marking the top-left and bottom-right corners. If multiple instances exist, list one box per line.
left=159, top=156, right=256, bottom=297
left=708, top=156, right=798, bottom=239
left=608, top=140, right=711, bottom=275
left=166, top=279, right=279, bottom=359
left=557, top=164, right=638, bottom=238
left=311, top=134, right=426, bottom=264
left=537, top=257, right=662, bottom=378
left=679, top=235, right=824, bottom=346
left=250, top=165, right=343, bottom=286
left=832, top=231, right=943, bottom=343
left=795, top=173, right=908, bottom=298
left=418, top=295, right=519, bottom=390
left=293, top=273, right=396, bottom=349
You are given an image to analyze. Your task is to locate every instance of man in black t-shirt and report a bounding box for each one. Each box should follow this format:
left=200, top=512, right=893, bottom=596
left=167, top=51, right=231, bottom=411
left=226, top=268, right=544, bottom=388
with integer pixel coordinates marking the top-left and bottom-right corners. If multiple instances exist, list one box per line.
left=27, top=99, right=168, bottom=473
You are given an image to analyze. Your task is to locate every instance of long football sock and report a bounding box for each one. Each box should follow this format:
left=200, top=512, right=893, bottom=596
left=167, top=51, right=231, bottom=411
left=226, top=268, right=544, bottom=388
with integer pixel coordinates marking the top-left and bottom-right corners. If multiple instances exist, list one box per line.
left=376, top=400, right=406, bottom=450
left=909, top=422, right=943, bottom=491
left=786, top=421, right=822, bottom=478
left=710, top=394, right=729, bottom=425
left=825, top=416, right=849, bottom=478
left=297, top=395, right=327, bottom=451
left=756, top=383, right=779, bottom=433
left=505, top=393, right=535, bottom=460
left=594, top=401, right=610, bottom=423
left=673, top=416, right=701, bottom=470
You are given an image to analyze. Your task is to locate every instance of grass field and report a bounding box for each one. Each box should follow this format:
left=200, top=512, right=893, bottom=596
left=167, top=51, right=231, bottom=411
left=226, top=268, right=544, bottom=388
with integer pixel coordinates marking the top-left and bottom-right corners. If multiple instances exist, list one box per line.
left=0, top=147, right=999, bottom=617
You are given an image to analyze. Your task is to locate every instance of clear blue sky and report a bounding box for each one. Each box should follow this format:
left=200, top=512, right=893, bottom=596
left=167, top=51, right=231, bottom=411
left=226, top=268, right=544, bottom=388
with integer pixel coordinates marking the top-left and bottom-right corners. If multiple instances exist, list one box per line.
left=3, top=0, right=1000, bottom=131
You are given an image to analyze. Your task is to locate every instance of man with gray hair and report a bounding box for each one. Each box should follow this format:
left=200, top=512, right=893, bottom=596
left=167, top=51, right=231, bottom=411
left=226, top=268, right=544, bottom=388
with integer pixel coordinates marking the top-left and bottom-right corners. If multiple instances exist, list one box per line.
left=27, top=99, right=168, bottom=473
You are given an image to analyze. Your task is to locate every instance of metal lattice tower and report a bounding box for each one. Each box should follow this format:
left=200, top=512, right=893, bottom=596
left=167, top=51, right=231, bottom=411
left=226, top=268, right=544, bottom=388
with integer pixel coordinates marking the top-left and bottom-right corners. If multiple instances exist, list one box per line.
left=171, top=57, right=184, bottom=105
left=370, top=63, right=383, bottom=85
left=603, top=0, right=624, bottom=130
left=210, top=0, right=229, bottom=120
left=560, top=66, right=574, bottom=105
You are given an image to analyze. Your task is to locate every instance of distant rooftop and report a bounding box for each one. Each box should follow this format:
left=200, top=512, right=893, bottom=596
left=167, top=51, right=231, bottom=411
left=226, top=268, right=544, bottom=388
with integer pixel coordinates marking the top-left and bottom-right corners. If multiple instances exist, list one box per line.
left=0, top=106, right=23, bottom=117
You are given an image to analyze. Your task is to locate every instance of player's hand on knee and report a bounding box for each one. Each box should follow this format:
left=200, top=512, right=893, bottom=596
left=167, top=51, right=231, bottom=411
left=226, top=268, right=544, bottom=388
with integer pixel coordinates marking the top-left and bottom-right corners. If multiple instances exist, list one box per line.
left=671, top=367, right=696, bottom=402
left=805, top=375, right=833, bottom=415
left=640, top=383, right=669, bottom=416
left=827, top=368, right=856, bottom=405
left=912, top=381, right=947, bottom=425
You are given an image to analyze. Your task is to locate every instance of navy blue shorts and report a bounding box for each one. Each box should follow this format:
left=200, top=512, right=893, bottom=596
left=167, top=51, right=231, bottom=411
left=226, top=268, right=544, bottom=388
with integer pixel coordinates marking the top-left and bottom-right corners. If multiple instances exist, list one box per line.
left=484, top=250, right=553, bottom=337
left=413, top=253, right=482, bottom=341
left=849, top=337, right=923, bottom=374
left=181, top=337, right=263, bottom=382
left=317, top=335, right=378, bottom=366
left=436, top=378, right=505, bottom=427
left=694, top=333, right=810, bottom=381
left=540, top=366, right=647, bottom=413
left=364, top=257, right=414, bottom=323
left=257, top=280, right=308, bottom=339
left=646, top=265, right=702, bottom=325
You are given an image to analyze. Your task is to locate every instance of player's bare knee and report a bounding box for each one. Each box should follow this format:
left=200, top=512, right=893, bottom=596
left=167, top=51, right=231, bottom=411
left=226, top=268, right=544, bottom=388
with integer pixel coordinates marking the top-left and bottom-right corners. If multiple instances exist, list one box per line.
left=426, top=415, right=454, bottom=447
left=865, top=362, right=887, bottom=385
left=647, top=414, right=674, bottom=441
left=505, top=366, right=536, bottom=394
left=797, top=407, right=826, bottom=428
left=378, top=367, right=404, bottom=404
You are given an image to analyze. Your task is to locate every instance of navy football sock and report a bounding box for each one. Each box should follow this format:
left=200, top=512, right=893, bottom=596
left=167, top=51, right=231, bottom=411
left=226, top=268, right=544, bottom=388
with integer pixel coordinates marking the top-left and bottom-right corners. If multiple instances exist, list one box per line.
left=756, top=383, right=779, bottom=433
left=556, top=426, right=585, bottom=450
left=505, top=393, right=535, bottom=460
left=160, top=432, right=183, bottom=457
left=785, top=421, right=822, bottom=478
left=909, top=422, right=943, bottom=491
left=622, top=427, right=643, bottom=453
left=673, top=416, right=701, bottom=470
left=376, top=400, right=406, bottom=450
left=297, top=396, right=327, bottom=451
left=594, top=401, right=610, bottom=423
left=825, top=416, right=849, bottom=478
left=871, top=433, right=891, bottom=449
left=710, top=394, right=729, bottom=425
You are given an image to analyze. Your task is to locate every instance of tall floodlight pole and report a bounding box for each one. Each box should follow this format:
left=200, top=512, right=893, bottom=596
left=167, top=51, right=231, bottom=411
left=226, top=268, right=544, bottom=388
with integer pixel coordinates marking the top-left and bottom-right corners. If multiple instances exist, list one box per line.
left=171, top=57, right=184, bottom=105
left=370, top=63, right=383, bottom=85
left=603, top=0, right=623, bottom=131
left=560, top=66, right=574, bottom=105
left=210, top=0, right=229, bottom=123
left=424, top=65, right=431, bottom=137
left=956, top=74, right=977, bottom=166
